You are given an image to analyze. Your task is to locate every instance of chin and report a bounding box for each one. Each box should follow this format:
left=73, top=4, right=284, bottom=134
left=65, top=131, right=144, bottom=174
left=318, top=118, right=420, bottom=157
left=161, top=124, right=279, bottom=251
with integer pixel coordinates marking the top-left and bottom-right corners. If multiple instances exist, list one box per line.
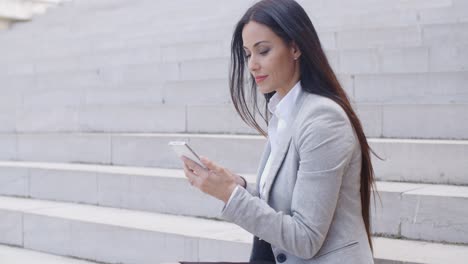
left=257, top=85, right=274, bottom=95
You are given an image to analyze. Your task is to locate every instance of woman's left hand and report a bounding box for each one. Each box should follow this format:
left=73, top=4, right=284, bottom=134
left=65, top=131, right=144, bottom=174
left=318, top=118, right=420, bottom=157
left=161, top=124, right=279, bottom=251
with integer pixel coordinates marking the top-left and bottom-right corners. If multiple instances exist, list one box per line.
left=181, top=156, right=238, bottom=203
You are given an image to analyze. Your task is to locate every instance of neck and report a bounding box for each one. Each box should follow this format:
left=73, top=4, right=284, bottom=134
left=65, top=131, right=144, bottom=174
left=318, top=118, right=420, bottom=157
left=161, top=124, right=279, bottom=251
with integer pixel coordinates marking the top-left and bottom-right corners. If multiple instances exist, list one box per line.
left=277, top=78, right=300, bottom=99
left=276, top=64, right=301, bottom=99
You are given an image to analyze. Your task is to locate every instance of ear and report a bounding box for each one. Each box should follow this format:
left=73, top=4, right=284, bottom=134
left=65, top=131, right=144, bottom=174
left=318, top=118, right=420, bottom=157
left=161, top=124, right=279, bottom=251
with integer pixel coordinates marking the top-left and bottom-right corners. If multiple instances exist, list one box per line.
left=290, top=41, right=302, bottom=60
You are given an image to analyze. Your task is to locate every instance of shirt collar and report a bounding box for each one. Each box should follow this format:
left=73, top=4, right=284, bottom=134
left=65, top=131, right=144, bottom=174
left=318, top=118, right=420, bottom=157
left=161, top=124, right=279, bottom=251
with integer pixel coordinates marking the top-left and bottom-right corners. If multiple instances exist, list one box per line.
left=267, top=81, right=302, bottom=120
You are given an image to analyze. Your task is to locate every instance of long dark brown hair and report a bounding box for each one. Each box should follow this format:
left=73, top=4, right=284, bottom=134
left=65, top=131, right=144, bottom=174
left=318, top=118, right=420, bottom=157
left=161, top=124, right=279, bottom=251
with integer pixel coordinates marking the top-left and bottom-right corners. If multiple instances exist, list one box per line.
left=229, top=0, right=379, bottom=253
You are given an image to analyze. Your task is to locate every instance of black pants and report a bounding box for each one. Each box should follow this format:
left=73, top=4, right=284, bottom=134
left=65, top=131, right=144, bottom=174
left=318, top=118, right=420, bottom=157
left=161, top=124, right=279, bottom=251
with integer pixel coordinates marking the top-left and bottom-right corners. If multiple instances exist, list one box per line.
left=250, top=236, right=275, bottom=263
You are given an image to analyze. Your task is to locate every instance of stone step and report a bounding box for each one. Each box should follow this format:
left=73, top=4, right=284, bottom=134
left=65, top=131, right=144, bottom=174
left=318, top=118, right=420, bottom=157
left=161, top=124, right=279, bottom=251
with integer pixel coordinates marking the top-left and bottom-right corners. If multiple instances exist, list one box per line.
left=352, top=72, right=468, bottom=103
left=372, top=181, right=468, bottom=244
left=355, top=103, right=468, bottom=139
left=2, top=71, right=466, bottom=107
left=164, top=58, right=468, bottom=80
left=3, top=1, right=467, bottom=54
left=0, top=195, right=251, bottom=263
left=0, top=244, right=100, bottom=264
left=1, top=40, right=467, bottom=76
left=0, top=23, right=449, bottom=64
left=418, top=1, right=468, bottom=25
left=372, top=237, right=468, bottom=264
left=1, top=68, right=466, bottom=112
left=64, top=0, right=243, bottom=28
left=0, top=102, right=466, bottom=139
left=1, top=0, right=465, bottom=54
left=363, top=138, right=468, bottom=185
left=7, top=0, right=467, bottom=37
left=335, top=23, right=468, bottom=49
left=0, top=195, right=467, bottom=264
left=162, top=72, right=467, bottom=105
left=0, top=134, right=466, bottom=185
left=2, top=2, right=244, bottom=40
left=29, top=0, right=467, bottom=31
left=0, top=161, right=467, bottom=244
left=0, top=161, right=231, bottom=219
left=3, top=20, right=468, bottom=61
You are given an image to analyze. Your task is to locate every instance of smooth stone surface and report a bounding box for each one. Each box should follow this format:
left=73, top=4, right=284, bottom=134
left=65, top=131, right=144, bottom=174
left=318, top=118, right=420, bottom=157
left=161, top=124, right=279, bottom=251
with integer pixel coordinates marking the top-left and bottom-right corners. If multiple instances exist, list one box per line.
left=1, top=134, right=468, bottom=185
left=1, top=0, right=468, bottom=140
left=0, top=161, right=467, bottom=243
left=0, top=196, right=467, bottom=264
left=0, top=244, right=100, bottom=264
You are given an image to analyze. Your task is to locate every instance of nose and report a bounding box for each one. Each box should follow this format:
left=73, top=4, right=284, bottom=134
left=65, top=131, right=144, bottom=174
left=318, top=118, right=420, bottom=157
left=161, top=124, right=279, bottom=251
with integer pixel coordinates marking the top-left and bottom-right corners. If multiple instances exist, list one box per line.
left=247, top=55, right=260, bottom=73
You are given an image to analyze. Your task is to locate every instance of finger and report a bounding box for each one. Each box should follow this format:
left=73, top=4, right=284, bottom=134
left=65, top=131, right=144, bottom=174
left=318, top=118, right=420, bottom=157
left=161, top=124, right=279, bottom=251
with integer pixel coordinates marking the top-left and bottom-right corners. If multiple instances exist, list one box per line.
left=183, top=164, right=199, bottom=186
left=183, top=163, right=193, bottom=176
left=181, top=156, right=205, bottom=175
left=200, top=156, right=224, bottom=174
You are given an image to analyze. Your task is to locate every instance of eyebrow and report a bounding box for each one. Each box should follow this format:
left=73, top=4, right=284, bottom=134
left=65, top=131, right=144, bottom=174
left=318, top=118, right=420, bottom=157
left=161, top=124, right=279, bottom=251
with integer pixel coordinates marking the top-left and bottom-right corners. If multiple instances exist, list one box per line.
left=243, top=41, right=271, bottom=49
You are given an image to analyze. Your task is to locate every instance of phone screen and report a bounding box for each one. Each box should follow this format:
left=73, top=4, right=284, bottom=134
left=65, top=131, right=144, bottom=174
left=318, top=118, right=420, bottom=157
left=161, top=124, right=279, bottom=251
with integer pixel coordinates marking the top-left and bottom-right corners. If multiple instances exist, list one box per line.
left=168, top=141, right=205, bottom=168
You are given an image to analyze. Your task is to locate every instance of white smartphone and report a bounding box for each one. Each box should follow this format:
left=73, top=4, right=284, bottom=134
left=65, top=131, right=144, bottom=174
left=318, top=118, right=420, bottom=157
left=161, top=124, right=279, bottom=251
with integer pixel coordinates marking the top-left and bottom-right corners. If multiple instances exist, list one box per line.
left=168, top=141, right=206, bottom=168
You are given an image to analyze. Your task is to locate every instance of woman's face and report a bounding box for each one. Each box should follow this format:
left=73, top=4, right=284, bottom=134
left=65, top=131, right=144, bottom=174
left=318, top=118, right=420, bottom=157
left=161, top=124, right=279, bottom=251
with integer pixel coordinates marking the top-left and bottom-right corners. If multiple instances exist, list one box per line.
left=242, top=21, right=301, bottom=98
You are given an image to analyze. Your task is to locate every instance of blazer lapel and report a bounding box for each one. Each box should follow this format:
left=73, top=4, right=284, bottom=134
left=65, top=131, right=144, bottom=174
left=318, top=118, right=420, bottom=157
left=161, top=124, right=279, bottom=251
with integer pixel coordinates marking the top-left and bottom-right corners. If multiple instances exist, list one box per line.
left=262, top=89, right=308, bottom=202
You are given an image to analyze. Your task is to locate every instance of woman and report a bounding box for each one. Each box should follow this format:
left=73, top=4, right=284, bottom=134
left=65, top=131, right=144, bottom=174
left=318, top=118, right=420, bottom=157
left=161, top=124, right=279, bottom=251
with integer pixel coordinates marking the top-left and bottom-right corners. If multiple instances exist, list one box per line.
left=181, top=0, right=377, bottom=263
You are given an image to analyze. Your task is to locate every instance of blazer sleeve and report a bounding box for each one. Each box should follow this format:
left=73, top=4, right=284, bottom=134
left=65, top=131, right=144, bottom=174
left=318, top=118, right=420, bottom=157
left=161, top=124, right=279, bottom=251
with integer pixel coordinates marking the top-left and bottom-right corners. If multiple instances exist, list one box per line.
left=220, top=104, right=356, bottom=259
left=245, top=179, right=259, bottom=197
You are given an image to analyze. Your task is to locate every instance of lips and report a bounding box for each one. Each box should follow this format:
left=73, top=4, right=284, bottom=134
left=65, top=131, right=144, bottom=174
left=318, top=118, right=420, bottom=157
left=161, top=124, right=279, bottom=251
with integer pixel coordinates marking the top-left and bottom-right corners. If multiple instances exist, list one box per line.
left=255, top=75, right=268, bottom=83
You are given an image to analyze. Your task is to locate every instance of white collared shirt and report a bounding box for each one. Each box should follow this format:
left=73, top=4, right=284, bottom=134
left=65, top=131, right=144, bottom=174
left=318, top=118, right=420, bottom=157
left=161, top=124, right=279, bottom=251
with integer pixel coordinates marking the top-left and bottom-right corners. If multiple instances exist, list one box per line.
left=259, top=81, right=302, bottom=198
left=225, top=81, right=302, bottom=205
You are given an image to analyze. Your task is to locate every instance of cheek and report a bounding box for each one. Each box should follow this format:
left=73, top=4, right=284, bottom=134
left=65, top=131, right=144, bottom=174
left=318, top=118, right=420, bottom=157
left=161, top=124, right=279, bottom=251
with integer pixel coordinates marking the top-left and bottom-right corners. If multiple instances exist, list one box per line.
left=267, top=54, right=293, bottom=83
left=254, top=51, right=293, bottom=94
left=277, top=55, right=295, bottom=75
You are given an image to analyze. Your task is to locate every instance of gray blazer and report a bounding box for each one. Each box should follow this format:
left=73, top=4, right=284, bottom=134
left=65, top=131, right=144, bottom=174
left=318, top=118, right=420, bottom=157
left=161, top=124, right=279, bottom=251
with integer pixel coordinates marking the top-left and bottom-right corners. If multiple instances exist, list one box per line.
left=221, top=90, right=374, bottom=264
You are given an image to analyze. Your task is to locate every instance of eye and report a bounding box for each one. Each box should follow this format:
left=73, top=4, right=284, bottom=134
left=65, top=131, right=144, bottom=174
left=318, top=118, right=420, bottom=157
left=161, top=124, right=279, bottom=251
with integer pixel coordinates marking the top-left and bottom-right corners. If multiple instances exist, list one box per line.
left=260, top=49, right=270, bottom=55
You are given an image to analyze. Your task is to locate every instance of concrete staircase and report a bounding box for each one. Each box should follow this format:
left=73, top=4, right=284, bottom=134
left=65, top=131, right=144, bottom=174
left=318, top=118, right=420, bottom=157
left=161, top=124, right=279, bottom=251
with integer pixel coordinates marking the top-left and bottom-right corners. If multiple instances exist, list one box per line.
left=0, top=0, right=467, bottom=263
